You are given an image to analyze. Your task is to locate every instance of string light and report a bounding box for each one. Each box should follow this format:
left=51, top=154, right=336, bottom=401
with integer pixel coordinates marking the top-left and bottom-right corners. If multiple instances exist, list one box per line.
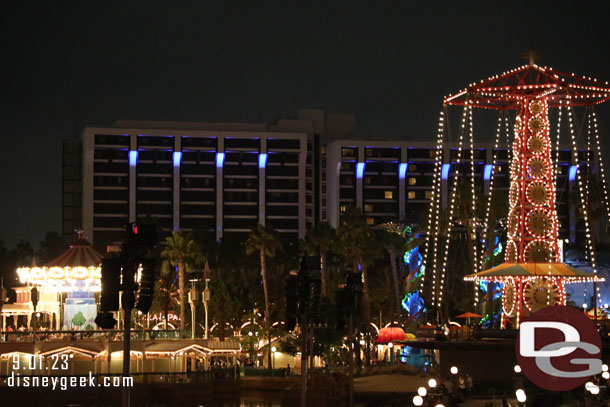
left=423, top=110, right=446, bottom=305
left=589, top=109, right=610, bottom=223
left=468, top=104, right=479, bottom=306
left=437, top=101, right=468, bottom=308
left=479, top=112, right=505, bottom=306
left=567, top=101, right=601, bottom=308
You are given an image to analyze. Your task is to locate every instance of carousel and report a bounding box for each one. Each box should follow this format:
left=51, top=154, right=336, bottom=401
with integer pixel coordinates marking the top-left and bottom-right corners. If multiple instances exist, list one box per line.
left=1, top=232, right=103, bottom=331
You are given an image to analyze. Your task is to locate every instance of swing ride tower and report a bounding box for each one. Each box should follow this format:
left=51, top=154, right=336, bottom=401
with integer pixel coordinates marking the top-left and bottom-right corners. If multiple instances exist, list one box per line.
left=447, top=62, right=610, bottom=328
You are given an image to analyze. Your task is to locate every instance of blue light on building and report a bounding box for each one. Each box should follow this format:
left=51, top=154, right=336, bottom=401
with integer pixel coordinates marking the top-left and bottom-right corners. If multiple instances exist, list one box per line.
left=129, top=151, right=138, bottom=166
left=258, top=153, right=268, bottom=169
left=216, top=152, right=225, bottom=168
left=569, top=165, right=578, bottom=181
left=356, top=162, right=366, bottom=179
left=173, top=152, right=182, bottom=167
left=399, top=163, right=408, bottom=179
left=441, top=164, right=451, bottom=180
left=483, top=164, right=493, bottom=181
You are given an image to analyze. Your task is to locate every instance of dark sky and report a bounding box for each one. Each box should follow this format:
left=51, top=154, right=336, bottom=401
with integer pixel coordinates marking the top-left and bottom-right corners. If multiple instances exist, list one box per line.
left=2, top=1, right=610, bottom=247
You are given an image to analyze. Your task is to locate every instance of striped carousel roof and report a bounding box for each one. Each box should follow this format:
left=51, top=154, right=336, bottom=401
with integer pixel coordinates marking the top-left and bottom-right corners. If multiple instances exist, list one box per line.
left=464, top=262, right=604, bottom=282
left=43, top=238, right=103, bottom=268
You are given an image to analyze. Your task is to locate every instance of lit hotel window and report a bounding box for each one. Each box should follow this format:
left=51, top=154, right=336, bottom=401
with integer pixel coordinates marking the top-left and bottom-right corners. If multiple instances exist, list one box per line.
left=408, top=191, right=416, bottom=199
left=364, top=204, right=373, bottom=212
left=340, top=205, right=347, bottom=213
left=384, top=191, right=393, bottom=199
left=367, top=218, right=375, bottom=225
left=425, top=190, right=434, bottom=199
left=408, top=178, right=417, bottom=185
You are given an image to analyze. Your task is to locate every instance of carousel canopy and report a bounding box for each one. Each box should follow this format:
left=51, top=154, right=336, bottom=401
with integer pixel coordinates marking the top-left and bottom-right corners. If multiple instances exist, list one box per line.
left=44, top=238, right=103, bottom=268
left=464, top=262, right=604, bottom=283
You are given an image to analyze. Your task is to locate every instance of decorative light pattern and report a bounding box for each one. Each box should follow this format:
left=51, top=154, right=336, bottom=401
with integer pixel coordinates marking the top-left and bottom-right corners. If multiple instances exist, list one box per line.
left=420, top=110, right=445, bottom=301
left=566, top=101, right=601, bottom=308
left=436, top=103, right=468, bottom=308
left=589, top=109, right=610, bottom=223
left=468, top=104, right=479, bottom=306
left=16, top=266, right=102, bottom=292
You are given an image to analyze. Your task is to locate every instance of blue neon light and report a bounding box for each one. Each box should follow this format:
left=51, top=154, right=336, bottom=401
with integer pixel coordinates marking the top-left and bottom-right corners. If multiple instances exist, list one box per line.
left=569, top=165, right=578, bottom=181
left=399, top=163, right=408, bottom=179
left=441, top=164, right=451, bottom=180
left=258, top=153, right=268, bottom=168
left=129, top=151, right=138, bottom=166
left=173, top=152, right=182, bottom=167
left=483, top=164, right=493, bottom=181
left=216, top=152, right=225, bottom=168
left=356, top=162, right=365, bottom=179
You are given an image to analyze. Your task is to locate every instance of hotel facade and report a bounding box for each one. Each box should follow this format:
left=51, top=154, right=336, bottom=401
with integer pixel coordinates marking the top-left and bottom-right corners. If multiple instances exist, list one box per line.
left=68, top=111, right=598, bottom=250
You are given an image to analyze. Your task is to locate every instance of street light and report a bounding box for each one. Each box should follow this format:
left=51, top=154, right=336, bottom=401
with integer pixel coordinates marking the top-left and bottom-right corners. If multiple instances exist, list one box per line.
left=516, top=389, right=526, bottom=403
left=450, top=366, right=458, bottom=375
left=428, top=378, right=437, bottom=388
left=514, top=364, right=521, bottom=373
left=417, top=386, right=427, bottom=397
left=412, top=395, right=423, bottom=406
left=188, top=279, right=200, bottom=340
left=203, top=278, right=210, bottom=340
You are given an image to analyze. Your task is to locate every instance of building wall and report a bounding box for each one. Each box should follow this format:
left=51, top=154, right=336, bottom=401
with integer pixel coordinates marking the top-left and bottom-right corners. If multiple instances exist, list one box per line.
left=325, top=140, right=585, bottom=242
left=81, top=126, right=309, bottom=251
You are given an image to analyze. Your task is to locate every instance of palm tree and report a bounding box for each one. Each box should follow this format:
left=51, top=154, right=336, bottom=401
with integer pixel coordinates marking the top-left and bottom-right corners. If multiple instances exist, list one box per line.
left=300, top=222, right=336, bottom=296
left=157, top=260, right=180, bottom=330
left=379, top=229, right=406, bottom=321
left=161, top=231, right=204, bottom=331
left=245, top=224, right=283, bottom=370
left=336, top=207, right=377, bottom=364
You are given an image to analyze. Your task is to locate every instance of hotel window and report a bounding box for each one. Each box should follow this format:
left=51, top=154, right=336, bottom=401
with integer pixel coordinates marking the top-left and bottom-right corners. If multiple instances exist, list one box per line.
left=320, top=146, right=327, bottom=154
left=364, top=204, right=373, bottom=213
left=384, top=191, right=393, bottom=199
left=429, top=150, right=437, bottom=158
left=495, top=165, right=502, bottom=173
left=408, top=191, right=416, bottom=199
left=409, top=164, right=417, bottom=172
left=341, top=148, right=355, bottom=157
left=408, top=178, right=417, bottom=186
left=425, top=190, right=434, bottom=199
left=364, top=177, right=372, bottom=185
left=340, top=205, right=347, bottom=213
left=367, top=218, right=375, bottom=225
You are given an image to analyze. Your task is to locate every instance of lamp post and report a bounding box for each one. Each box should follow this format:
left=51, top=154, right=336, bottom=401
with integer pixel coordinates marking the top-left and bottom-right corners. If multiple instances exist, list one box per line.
left=203, top=278, right=210, bottom=340
left=188, top=278, right=200, bottom=340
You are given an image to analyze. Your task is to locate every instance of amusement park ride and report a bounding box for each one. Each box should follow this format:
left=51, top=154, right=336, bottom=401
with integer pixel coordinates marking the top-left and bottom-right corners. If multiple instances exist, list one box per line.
left=423, top=55, right=610, bottom=329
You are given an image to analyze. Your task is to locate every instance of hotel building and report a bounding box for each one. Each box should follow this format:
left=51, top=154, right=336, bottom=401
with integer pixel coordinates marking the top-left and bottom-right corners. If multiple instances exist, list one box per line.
left=67, top=111, right=597, bottom=250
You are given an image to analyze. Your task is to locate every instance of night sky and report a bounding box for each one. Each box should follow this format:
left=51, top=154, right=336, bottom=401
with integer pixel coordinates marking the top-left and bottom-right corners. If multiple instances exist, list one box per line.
left=2, top=1, right=610, bottom=247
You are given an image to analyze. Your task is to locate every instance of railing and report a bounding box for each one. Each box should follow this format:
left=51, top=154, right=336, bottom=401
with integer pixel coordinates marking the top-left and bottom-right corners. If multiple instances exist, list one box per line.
left=0, top=329, right=194, bottom=343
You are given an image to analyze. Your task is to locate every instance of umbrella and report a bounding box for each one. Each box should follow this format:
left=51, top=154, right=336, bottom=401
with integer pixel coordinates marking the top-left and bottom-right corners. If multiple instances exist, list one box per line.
left=455, top=312, right=483, bottom=325
left=464, top=263, right=604, bottom=283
